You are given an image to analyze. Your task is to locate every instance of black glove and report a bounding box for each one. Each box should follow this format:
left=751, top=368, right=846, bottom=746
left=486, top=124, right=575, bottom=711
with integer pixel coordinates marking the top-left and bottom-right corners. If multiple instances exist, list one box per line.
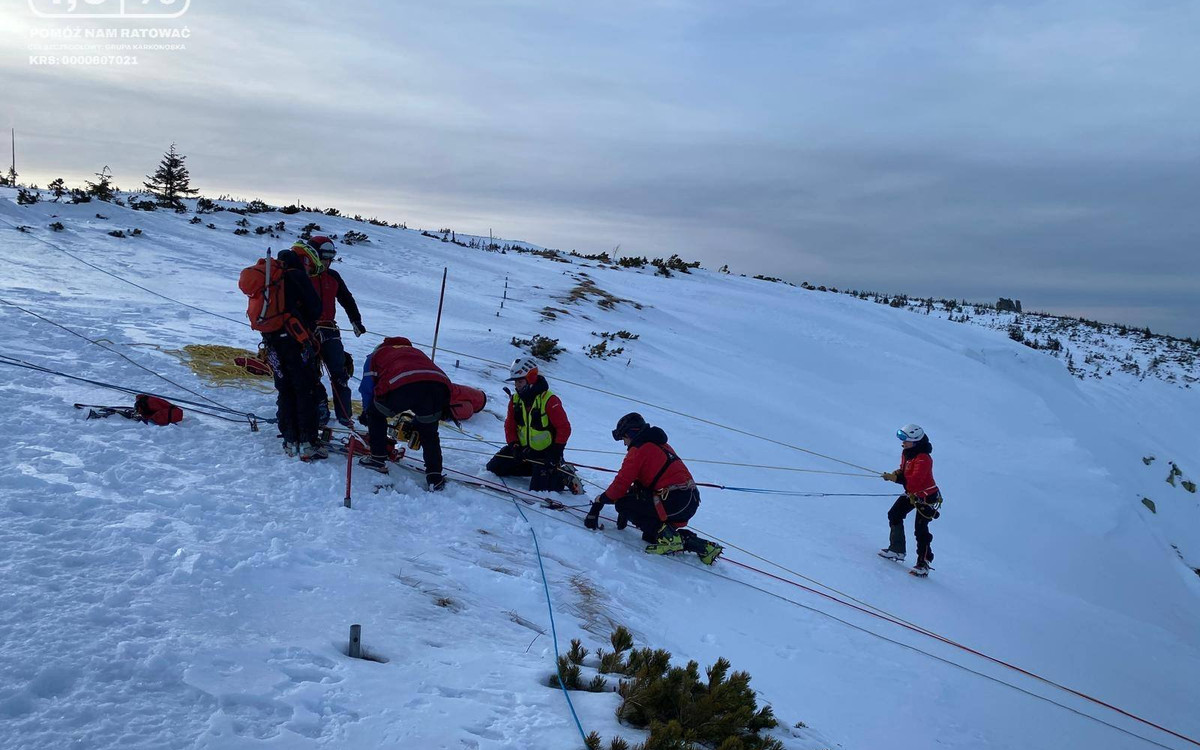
left=616, top=512, right=628, bottom=530
left=584, top=501, right=604, bottom=530
left=352, top=321, right=366, bottom=337
left=509, top=443, right=528, bottom=462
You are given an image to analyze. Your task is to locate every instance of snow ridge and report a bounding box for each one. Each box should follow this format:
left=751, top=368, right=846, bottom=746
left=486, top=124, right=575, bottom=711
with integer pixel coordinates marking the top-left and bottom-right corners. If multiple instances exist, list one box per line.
left=2, top=187, right=1199, bottom=750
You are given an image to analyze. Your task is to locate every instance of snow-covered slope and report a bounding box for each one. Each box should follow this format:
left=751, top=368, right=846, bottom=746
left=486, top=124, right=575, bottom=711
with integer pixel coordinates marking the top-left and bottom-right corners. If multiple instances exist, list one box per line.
left=2, top=188, right=1198, bottom=750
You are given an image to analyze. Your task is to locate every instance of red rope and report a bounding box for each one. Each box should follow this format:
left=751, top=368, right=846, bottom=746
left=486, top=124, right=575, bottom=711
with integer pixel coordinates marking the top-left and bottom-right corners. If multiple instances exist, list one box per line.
left=374, top=452, right=1200, bottom=747
left=722, top=558, right=1199, bottom=747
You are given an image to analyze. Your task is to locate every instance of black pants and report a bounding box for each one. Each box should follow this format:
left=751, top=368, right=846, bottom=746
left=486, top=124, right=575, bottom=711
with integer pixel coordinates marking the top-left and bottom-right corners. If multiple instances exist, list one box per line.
left=615, top=486, right=701, bottom=543
left=486, top=444, right=565, bottom=492
left=316, top=327, right=353, bottom=424
left=264, top=333, right=321, bottom=445
left=367, top=381, right=449, bottom=476
left=887, top=494, right=937, bottom=562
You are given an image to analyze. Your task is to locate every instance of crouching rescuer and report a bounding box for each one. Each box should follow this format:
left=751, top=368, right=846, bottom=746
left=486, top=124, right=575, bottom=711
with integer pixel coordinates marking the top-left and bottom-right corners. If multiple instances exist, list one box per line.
left=357, top=336, right=451, bottom=491
left=486, top=357, right=582, bottom=493
left=583, top=413, right=723, bottom=564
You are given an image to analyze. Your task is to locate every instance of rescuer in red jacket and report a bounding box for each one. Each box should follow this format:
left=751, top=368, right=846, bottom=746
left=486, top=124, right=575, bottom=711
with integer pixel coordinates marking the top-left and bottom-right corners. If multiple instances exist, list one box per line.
left=878, top=423, right=942, bottom=576
left=583, top=413, right=722, bottom=565
left=293, top=236, right=366, bottom=427
left=486, top=357, right=578, bottom=492
left=357, top=336, right=451, bottom=490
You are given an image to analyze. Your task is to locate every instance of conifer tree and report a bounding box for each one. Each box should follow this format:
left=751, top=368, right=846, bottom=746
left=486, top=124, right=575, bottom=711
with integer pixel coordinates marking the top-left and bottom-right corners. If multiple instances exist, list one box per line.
left=86, top=166, right=118, bottom=201
left=143, top=143, right=198, bottom=208
left=48, top=178, right=67, bottom=202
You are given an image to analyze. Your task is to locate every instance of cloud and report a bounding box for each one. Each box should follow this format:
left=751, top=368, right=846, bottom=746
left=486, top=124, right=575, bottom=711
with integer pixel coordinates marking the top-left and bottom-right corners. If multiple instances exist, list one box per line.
left=1, top=0, right=1196, bottom=336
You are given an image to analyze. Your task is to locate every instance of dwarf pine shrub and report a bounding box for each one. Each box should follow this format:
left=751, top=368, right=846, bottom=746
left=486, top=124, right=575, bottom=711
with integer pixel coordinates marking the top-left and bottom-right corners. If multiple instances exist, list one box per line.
left=511, top=334, right=565, bottom=361
left=549, top=655, right=583, bottom=690
left=585, top=340, right=624, bottom=359
left=568, top=638, right=589, bottom=665
left=618, top=655, right=780, bottom=749
left=562, top=626, right=782, bottom=750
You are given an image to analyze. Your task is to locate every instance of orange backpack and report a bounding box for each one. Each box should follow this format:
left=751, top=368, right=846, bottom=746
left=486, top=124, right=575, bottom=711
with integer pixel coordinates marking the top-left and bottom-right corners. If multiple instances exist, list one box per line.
left=238, top=253, right=287, bottom=332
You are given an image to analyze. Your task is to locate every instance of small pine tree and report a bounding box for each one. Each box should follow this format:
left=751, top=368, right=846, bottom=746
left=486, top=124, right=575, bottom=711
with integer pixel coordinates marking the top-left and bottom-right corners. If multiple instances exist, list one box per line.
left=48, top=178, right=67, bottom=202
left=144, top=144, right=199, bottom=208
left=568, top=639, right=589, bottom=665
left=86, top=166, right=118, bottom=202
left=2, top=165, right=17, bottom=186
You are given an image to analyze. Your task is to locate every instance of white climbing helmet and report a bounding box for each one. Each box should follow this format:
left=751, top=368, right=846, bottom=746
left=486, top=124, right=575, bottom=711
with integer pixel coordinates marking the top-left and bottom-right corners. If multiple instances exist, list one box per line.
left=506, top=356, right=539, bottom=382
left=896, top=423, right=925, bottom=442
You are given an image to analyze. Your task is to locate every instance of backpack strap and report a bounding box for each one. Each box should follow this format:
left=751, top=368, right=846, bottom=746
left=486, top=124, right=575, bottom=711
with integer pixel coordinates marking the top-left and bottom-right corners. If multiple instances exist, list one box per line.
left=648, top=444, right=678, bottom=492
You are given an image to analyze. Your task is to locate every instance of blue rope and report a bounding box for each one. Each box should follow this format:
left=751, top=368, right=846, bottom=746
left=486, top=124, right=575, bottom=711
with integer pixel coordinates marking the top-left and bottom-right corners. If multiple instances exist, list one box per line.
left=498, top=477, right=590, bottom=745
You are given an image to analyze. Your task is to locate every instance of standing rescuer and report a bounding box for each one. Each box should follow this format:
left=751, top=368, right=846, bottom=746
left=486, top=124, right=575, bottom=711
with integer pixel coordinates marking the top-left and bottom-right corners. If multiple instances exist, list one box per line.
left=239, top=247, right=327, bottom=460
left=584, top=413, right=723, bottom=565
left=485, top=357, right=578, bottom=492
left=357, top=336, right=451, bottom=491
left=293, top=235, right=366, bottom=427
left=878, top=423, right=942, bottom=577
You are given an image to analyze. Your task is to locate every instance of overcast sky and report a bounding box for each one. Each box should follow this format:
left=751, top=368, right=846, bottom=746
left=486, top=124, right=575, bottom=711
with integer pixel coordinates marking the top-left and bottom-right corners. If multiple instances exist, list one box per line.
left=3, top=0, right=1197, bottom=336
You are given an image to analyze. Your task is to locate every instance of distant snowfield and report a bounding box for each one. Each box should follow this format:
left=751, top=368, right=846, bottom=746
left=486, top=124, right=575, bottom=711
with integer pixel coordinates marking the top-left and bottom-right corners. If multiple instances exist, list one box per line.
left=1, top=188, right=1198, bottom=750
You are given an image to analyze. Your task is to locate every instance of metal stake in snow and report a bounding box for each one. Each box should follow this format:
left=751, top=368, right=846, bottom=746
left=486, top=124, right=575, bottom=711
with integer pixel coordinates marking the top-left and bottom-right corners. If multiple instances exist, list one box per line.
left=348, top=624, right=362, bottom=659
left=343, top=437, right=357, bottom=508
left=431, top=267, right=447, bottom=362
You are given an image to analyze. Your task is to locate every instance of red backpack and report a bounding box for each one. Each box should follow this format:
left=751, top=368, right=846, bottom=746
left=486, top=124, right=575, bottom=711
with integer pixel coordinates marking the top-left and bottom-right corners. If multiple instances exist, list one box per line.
left=134, top=395, right=184, bottom=425
left=238, top=254, right=288, bottom=332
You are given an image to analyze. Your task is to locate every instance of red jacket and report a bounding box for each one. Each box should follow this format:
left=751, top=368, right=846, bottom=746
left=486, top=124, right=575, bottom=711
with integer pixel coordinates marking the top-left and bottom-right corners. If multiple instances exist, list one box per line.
left=605, top=427, right=693, bottom=500
left=504, top=377, right=571, bottom=447
left=310, top=269, right=363, bottom=328
left=448, top=383, right=487, bottom=421
left=899, top=451, right=938, bottom=500
left=369, top=337, right=450, bottom=398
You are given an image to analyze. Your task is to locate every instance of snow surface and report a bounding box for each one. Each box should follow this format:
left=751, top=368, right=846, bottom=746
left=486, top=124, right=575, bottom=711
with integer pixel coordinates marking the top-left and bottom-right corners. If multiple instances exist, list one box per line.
left=1, top=188, right=1198, bottom=750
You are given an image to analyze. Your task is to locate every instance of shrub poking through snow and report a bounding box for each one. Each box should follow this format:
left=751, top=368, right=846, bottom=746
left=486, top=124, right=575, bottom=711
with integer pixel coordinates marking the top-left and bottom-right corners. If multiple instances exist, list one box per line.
left=17, top=188, right=39, bottom=205
left=568, top=638, right=589, bottom=665
left=610, top=625, right=634, bottom=653
left=561, top=626, right=782, bottom=750
left=585, top=340, right=624, bottom=359
left=511, top=334, right=564, bottom=361
left=548, top=655, right=583, bottom=690
left=49, top=221, right=64, bottom=231
left=617, top=653, right=781, bottom=749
